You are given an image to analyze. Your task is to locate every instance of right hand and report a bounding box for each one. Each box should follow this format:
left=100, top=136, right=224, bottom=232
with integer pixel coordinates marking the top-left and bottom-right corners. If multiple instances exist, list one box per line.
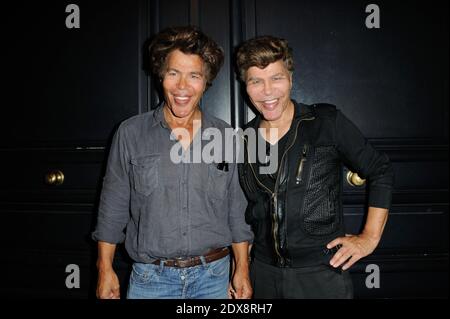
left=96, top=268, right=120, bottom=299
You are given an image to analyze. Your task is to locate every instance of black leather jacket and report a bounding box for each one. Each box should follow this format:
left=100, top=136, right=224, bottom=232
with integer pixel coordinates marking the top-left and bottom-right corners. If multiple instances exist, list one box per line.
left=239, top=101, right=394, bottom=267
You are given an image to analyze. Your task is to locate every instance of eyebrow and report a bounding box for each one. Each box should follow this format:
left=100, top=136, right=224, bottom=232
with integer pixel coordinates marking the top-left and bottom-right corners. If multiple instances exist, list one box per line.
left=247, top=73, right=286, bottom=82
left=247, top=76, right=261, bottom=83
left=167, top=68, right=204, bottom=76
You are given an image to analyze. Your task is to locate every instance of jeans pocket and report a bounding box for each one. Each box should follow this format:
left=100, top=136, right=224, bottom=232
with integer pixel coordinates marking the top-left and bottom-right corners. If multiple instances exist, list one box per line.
left=206, top=255, right=230, bottom=277
left=131, top=155, right=160, bottom=196
left=130, top=263, right=158, bottom=285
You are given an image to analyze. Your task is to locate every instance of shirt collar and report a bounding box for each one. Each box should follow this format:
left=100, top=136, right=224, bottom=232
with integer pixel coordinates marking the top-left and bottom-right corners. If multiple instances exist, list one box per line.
left=152, top=104, right=169, bottom=128
left=151, top=104, right=215, bottom=131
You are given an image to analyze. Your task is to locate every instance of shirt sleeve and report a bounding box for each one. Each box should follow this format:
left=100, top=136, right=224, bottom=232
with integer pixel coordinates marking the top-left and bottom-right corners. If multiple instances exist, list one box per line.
left=92, top=123, right=132, bottom=244
left=227, top=132, right=254, bottom=244
left=335, top=110, right=395, bottom=209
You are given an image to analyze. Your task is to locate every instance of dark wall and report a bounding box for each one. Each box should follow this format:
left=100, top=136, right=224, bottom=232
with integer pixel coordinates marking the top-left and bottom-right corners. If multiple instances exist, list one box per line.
left=0, top=0, right=447, bottom=298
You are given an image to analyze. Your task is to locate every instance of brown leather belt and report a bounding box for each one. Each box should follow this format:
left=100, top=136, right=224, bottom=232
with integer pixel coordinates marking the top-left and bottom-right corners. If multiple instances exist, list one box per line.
left=151, top=247, right=229, bottom=268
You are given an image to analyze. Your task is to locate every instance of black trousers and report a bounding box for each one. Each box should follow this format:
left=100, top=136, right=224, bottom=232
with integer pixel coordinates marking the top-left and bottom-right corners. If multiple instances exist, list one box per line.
left=250, top=258, right=354, bottom=299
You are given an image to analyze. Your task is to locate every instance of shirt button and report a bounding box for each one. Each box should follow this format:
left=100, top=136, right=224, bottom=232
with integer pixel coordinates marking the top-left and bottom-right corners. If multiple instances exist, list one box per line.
left=181, top=276, right=185, bottom=280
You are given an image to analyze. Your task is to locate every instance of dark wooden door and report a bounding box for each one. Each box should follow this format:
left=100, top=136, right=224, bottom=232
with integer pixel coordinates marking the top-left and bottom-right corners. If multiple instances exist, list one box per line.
left=0, top=0, right=447, bottom=298
left=0, top=0, right=147, bottom=298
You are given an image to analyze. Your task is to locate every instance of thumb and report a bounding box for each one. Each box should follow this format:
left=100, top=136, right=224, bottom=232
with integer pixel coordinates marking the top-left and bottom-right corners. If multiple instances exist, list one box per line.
left=234, top=287, right=244, bottom=299
left=111, top=287, right=120, bottom=299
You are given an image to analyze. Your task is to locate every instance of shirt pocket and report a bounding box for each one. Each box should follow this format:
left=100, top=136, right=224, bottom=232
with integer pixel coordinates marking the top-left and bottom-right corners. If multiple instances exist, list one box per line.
left=207, top=163, right=229, bottom=201
left=130, top=155, right=160, bottom=196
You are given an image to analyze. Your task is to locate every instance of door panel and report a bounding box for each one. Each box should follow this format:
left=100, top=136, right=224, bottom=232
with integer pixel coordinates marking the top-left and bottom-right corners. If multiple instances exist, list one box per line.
left=1, top=1, right=142, bottom=147
left=251, top=0, right=448, bottom=140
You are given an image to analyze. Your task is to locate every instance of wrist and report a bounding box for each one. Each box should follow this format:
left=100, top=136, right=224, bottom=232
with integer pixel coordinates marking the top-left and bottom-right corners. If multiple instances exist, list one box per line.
left=97, top=260, right=113, bottom=272
left=360, top=230, right=381, bottom=244
left=234, top=262, right=250, bottom=274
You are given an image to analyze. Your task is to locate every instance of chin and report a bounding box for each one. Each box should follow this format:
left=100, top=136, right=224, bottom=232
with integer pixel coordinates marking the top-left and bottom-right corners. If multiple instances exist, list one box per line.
left=171, top=105, right=195, bottom=117
left=262, top=110, right=282, bottom=122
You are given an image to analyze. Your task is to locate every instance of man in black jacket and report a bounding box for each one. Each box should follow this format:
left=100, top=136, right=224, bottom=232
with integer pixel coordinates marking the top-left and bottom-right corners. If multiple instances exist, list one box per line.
left=236, top=35, right=394, bottom=298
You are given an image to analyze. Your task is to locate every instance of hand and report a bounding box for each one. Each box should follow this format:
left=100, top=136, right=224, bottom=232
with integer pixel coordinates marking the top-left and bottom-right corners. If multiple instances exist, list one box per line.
left=227, top=283, right=235, bottom=299
left=229, top=268, right=252, bottom=299
left=327, top=233, right=380, bottom=271
left=96, top=268, right=120, bottom=299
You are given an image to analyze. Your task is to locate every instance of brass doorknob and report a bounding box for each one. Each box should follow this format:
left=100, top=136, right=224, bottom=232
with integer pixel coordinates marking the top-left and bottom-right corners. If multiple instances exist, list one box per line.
left=346, top=171, right=366, bottom=187
left=45, top=170, right=65, bottom=186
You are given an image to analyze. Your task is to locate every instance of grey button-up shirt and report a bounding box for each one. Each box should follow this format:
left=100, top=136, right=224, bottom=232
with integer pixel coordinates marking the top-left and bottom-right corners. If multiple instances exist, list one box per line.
left=92, top=106, right=253, bottom=263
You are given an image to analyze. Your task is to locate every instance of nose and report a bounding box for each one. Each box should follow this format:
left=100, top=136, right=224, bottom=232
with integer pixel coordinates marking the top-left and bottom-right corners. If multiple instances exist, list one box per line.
left=177, top=75, right=187, bottom=89
left=263, top=80, right=273, bottom=95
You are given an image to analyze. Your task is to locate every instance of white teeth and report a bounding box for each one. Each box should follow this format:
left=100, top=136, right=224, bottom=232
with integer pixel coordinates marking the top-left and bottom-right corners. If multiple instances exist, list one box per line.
left=174, top=96, right=190, bottom=102
left=264, top=99, right=278, bottom=104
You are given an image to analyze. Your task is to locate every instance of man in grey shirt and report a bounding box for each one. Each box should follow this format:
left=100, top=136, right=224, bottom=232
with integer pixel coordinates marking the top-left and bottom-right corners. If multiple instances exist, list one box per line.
left=92, top=26, right=253, bottom=299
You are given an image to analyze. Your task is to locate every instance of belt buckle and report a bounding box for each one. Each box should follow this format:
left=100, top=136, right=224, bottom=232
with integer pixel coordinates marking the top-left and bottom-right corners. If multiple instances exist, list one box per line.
left=172, top=256, right=196, bottom=267
left=174, top=256, right=185, bottom=267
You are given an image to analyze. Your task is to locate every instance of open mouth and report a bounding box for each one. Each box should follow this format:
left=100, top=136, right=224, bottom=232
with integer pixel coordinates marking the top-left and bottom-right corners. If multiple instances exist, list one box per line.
left=173, top=95, right=191, bottom=105
left=261, top=98, right=279, bottom=110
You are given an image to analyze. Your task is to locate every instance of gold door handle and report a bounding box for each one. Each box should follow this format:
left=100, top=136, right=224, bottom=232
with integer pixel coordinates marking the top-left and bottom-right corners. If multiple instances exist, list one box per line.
left=45, top=170, right=65, bottom=186
left=346, top=171, right=366, bottom=187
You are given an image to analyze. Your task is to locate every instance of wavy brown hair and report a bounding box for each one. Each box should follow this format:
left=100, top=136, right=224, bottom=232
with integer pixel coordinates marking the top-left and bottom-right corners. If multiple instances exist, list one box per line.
left=149, top=26, right=224, bottom=87
left=236, top=35, right=294, bottom=81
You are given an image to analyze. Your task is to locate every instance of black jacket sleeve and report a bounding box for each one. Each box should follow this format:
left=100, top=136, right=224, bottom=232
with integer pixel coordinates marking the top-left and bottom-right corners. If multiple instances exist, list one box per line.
left=335, top=110, right=394, bottom=209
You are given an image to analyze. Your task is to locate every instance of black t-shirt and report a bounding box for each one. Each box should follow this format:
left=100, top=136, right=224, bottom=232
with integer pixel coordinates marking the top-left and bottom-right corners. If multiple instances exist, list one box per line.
left=255, top=124, right=293, bottom=192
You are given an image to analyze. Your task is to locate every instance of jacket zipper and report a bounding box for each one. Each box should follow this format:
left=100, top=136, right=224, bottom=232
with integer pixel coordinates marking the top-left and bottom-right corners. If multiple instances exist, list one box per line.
left=295, top=144, right=309, bottom=184
left=244, top=116, right=315, bottom=265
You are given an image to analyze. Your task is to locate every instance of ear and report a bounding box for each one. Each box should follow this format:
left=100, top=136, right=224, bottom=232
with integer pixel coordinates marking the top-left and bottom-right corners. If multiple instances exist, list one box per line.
left=202, top=79, right=208, bottom=92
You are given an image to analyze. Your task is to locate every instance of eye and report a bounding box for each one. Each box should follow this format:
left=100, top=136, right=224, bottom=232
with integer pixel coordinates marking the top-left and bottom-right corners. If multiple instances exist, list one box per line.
left=249, top=79, right=260, bottom=85
left=191, top=74, right=201, bottom=79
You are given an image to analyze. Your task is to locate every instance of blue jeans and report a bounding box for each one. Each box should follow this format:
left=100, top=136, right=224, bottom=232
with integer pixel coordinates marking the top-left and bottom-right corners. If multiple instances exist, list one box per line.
left=127, top=255, right=230, bottom=299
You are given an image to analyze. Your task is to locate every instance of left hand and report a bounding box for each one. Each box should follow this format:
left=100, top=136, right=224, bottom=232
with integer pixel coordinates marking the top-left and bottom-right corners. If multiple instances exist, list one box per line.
left=327, top=233, right=380, bottom=271
left=229, top=268, right=252, bottom=299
